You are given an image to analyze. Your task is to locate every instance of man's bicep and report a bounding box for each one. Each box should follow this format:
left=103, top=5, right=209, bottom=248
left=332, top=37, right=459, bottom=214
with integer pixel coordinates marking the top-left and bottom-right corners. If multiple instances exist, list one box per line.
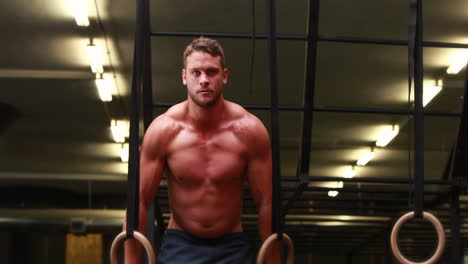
left=139, top=130, right=166, bottom=207
left=140, top=152, right=165, bottom=197
left=247, top=156, right=272, bottom=203
left=246, top=124, right=272, bottom=205
left=246, top=130, right=273, bottom=241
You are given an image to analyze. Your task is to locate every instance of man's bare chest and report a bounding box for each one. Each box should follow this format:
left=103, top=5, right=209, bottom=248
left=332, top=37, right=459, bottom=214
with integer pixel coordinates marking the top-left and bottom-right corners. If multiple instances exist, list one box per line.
left=165, top=129, right=247, bottom=183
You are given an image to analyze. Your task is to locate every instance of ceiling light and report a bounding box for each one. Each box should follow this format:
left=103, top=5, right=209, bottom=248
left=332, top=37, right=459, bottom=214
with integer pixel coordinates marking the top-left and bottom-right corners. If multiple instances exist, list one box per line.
left=110, top=120, right=128, bottom=143
left=422, top=85, right=442, bottom=107
left=446, top=49, right=468, bottom=74
left=356, top=149, right=375, bottom=166
left=66, top=0, right=90, bottom=26
left=329, top=181, right=344, bottom=189
left=85, top=44, right=104, bottom=73
left=95, top=75, right=113, bottom=102
left=410, top=81, right=443, bottom=107
left=120, top=143, right=129, bottom=163
left=286, top=221, right=384, bottom=227
left=343, top=166, right=356, bottom=178
left=320, top=181, right=344, bottom=189
left=375, top=125, right=399, bottom=147
left=283, top=214, right=390, bottom=221
left=328, top=190, right=339, bottom=197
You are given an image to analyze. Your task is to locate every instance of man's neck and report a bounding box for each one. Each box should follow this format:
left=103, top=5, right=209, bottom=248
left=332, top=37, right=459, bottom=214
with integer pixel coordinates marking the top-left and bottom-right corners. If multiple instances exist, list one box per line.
left=187, top=98, right=226, bottom=130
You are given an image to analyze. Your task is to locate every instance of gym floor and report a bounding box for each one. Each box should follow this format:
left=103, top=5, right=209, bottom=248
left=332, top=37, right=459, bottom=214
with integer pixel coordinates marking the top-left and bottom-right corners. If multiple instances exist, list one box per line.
left=0, top=0, right=467, bottom=263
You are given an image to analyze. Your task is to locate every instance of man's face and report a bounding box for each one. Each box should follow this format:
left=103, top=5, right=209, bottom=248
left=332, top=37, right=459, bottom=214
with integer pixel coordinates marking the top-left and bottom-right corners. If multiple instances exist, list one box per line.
left=182, top=51, right=228, bottom=107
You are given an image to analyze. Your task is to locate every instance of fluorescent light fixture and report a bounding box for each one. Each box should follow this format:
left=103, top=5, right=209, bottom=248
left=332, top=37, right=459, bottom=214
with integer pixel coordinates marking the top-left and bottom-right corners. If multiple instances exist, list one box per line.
left=95, top=76, right=113, bottom=102
left=285, top=221, right=384, bottom=227
left=410, top=81, right=443, bottom=107
left=376, top=125, right=399, bottom=147
left=328, top=181, right=344, bottom=189
left=320, top=181, right=344, bottom=189
left=328, top=190, right=339, bottom=197
left=85, top=44, right=104, bottom=73
left=110, top=120, right=128, bottom=143
left=446, top=49, right=468, bottom=74
left=283, top=214, right=390, bottom=221
left=66, top=0, right=90, bottom=26
left=423, top=85, right=442, bottom=107
left=120, top=143, right=129, bottom=162
left=343, top=166, right=356, bottom=178
left=356, top=150, right=375, bottom=166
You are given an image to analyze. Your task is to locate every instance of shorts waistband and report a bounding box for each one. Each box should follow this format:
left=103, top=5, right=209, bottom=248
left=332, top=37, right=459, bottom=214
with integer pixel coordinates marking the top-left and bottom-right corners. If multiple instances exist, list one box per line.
left=164, top=229, right=248, bottom=245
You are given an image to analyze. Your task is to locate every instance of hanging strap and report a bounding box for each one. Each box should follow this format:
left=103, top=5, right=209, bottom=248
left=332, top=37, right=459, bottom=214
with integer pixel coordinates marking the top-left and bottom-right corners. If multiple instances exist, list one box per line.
left=266, top=0, right=283, bottom=240
left=248, top=0, right=256, bottom=95
left=140, top=0, right=167, bottom=240
left=298, top=0, right=319, bottom=185
left=408, top=0, right=424, bottom=218
left=126, top=0, right=145, bottom=238
left=282, top=0, right=319, bottom=217
left=408, top=0, right=416, bottom=91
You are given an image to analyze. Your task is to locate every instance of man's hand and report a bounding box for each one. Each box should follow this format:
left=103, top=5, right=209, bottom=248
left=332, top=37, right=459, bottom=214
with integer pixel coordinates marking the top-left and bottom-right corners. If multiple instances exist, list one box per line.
left=264, top=239, right=282, bottom=264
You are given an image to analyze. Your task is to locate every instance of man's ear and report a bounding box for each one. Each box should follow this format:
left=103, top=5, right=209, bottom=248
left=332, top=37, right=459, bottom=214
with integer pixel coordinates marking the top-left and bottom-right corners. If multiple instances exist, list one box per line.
left=182, top=69, right=187, bottom=85
left=222, top=68, right=228, bottom=85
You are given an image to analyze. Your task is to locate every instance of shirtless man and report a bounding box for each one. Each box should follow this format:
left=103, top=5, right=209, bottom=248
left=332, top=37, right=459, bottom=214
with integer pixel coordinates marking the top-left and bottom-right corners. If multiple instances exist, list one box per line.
left=125, top=37, right=278, bottom=264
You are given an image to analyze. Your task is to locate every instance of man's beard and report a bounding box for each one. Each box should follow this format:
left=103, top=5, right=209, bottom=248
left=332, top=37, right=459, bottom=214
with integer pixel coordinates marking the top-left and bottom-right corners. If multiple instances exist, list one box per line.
left=189, top=90, right=221, bottom=107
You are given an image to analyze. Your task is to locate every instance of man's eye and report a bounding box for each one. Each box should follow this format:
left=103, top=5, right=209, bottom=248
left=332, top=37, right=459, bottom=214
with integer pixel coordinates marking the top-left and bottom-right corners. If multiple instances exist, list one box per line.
left=207, top=69, right=218, bottom=75
left=192, top=71, right=200, bottom=76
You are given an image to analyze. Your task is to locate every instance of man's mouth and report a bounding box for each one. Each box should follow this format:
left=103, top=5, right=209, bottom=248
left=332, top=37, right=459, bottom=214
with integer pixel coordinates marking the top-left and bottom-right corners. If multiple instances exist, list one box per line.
left=198, top=89, right=212, bottom=94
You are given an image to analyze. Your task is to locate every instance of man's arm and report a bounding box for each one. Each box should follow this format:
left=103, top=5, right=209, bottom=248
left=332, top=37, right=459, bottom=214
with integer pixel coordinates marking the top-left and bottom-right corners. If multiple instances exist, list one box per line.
left=124, top=117, right=169, bottom=264
left=245, top=116, right=281, bottom=264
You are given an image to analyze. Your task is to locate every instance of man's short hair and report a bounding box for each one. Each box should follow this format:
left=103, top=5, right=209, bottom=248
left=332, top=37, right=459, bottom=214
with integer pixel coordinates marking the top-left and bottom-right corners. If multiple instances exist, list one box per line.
left=183, top=37, right=225, bottom=69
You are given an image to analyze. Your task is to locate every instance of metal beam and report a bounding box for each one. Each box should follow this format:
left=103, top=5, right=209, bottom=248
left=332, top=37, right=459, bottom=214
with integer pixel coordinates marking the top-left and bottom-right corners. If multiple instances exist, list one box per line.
left=452, top=61, right=468, bottom=178
left=451, top=187, right=462, bottom=264
left=0, top=69, right=93, bottom=79
left=154, top=102, right=461, bottom=117
left=151, top=31, right=468, bottom=49
left=0, top=171, right=126, bottom=181
left=280, top=175, right=458, bottom=185
left=0, top=209, right=125, bottom=226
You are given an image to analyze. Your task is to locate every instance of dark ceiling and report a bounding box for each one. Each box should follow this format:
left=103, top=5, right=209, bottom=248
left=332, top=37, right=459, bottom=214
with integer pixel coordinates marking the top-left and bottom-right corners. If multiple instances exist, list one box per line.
left=0, top=0, right=467, bottom=262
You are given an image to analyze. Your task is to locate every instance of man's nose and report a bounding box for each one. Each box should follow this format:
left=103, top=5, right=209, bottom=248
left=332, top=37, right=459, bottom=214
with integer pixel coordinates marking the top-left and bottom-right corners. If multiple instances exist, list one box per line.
left=199, top=73, right=209, bottom=86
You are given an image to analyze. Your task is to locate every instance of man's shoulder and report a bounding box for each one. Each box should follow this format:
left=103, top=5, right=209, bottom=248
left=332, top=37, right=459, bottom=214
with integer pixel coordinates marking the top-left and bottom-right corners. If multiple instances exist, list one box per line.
left=226, top=101, right=268, bottom=139
left=147, top=102, right=187, bottom=137
left=226, top=101, right=253, bottom=121
left=225, top=101, right=270, bottom=156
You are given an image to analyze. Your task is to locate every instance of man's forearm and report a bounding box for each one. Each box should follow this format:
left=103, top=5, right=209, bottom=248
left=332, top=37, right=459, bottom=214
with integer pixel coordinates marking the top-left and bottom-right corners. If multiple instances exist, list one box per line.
left=124, top=201, right=149, bottom=264
left=258, top=206, right=273, bottom=242
left=124, top=239, right=142, bottom=264
left=258, top=204, right=281, bottom=264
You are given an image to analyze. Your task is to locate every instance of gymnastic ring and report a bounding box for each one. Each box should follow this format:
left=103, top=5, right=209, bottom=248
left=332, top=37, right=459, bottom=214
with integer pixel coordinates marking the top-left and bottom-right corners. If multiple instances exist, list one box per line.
left=256, top=233, right=294, bottom=264
left=110, top=231, right=156, bottom=264
left=390, top=211, right=445, bottom=264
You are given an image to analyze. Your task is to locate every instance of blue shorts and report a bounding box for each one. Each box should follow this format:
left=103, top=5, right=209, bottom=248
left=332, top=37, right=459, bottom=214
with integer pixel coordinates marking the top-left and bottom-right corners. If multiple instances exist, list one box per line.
left=157, top=229, right=254, bottom=264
